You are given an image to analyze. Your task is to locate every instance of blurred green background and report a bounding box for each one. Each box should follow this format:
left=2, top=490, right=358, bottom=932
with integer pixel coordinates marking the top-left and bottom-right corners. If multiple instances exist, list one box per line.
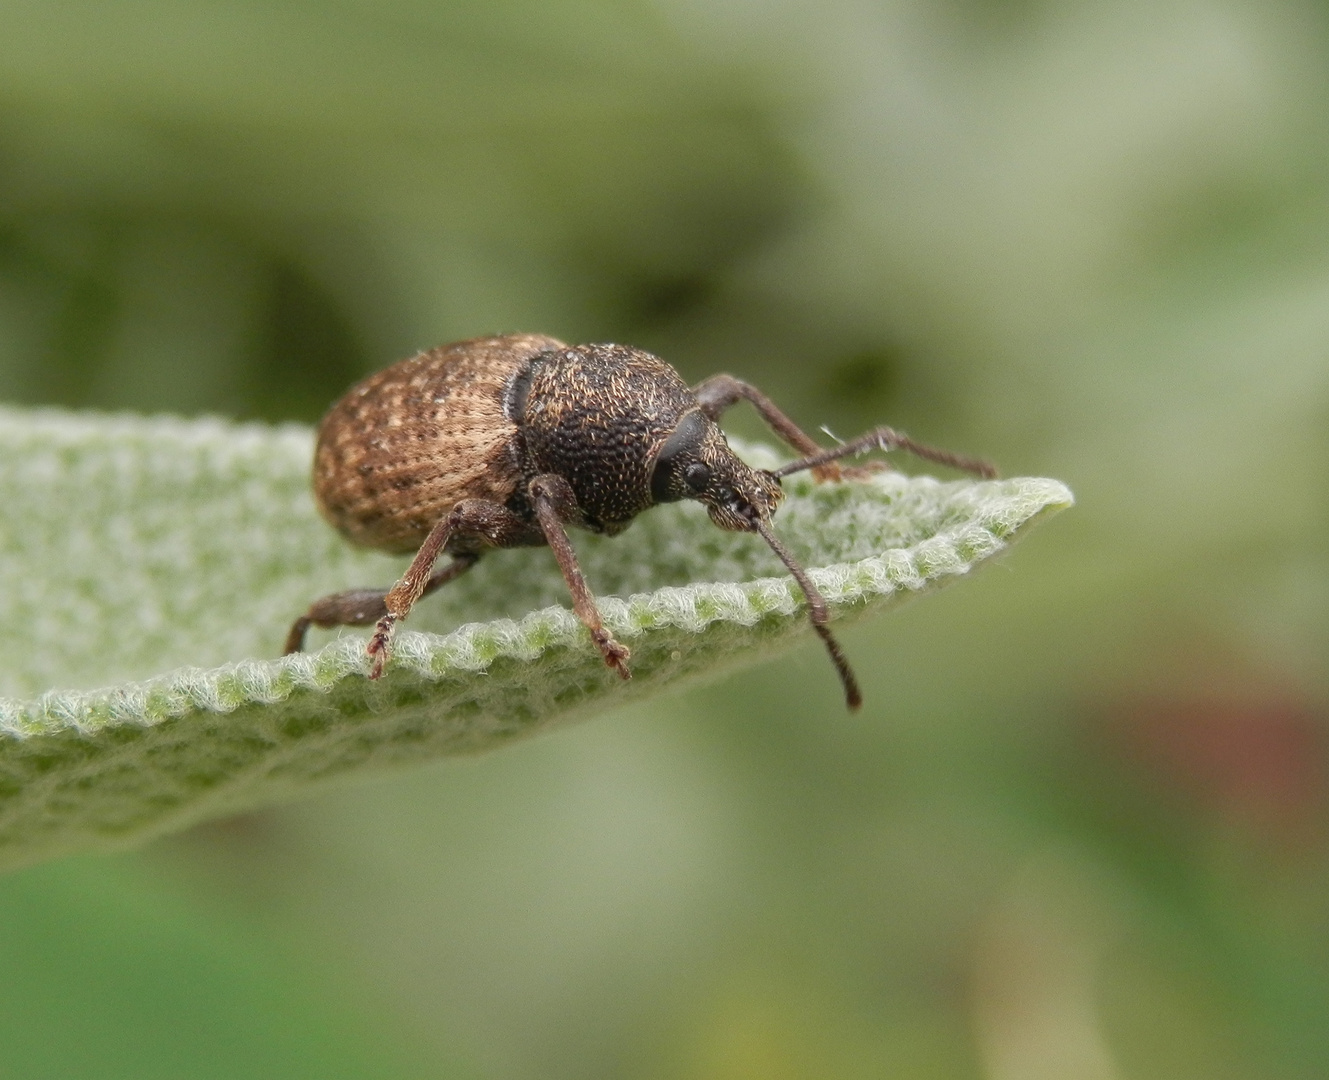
left=2, top=1, right=1328, bottom=1077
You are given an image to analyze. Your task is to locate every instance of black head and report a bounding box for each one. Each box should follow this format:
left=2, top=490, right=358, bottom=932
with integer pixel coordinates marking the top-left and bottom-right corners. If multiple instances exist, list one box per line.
left=651, top=408, right=862, bottom=710
left=649, top=409, right=784, bottom=531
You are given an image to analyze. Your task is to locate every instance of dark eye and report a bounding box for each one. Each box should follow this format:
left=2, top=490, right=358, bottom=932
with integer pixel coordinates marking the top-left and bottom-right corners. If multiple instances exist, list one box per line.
left=683, top=461, right=711, bottom=492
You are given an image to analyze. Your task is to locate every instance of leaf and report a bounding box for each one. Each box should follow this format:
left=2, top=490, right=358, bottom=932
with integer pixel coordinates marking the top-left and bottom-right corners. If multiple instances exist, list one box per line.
left=0, top=406, right=1071, bottom=871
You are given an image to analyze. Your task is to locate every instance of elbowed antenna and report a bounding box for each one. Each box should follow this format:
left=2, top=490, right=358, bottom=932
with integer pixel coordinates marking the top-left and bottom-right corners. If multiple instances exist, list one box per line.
left=753, top=517, right=862, bottom=711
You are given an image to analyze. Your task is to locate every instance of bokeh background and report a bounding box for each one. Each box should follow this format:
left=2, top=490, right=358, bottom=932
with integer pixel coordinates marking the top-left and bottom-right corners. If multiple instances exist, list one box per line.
left=2, top=1, right=1328, bottom=1077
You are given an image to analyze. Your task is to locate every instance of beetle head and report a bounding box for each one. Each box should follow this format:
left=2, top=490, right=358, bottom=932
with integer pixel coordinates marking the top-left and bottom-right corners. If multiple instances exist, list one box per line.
left=650, top=406, right=861, bottom=710
left=650, top=410, right=784, bottom=530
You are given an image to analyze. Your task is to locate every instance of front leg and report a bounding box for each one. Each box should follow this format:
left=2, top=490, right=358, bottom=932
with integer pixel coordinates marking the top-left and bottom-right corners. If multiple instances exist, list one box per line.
left=770, top=426, right=996, bottom=481
left=692, top=373, right=858, bottom=482
left=528, top=474, right=631, bottom=680
left=694, top=373, right=993, bottom=482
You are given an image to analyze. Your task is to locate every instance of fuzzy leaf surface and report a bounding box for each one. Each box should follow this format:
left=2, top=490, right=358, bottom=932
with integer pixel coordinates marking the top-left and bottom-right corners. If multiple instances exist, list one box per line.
left=0, top=407, right=1071, bottom=870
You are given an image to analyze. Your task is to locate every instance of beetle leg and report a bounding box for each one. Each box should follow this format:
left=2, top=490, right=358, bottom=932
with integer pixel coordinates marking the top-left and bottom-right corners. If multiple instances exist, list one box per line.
left=771, top=426, right=996, bottom=481
left=691, top=373, right=857, bottom=482
left=286, top=498, right=536, bottom=675
left=364, top=500, right=538, bottom=678
left=283, top=554, right=478, bottom=656
left=528, top=473, right=631, bottom=680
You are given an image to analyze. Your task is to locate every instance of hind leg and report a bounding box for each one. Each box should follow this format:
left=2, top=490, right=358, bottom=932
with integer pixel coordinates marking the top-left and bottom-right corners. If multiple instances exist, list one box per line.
left=283, top=552, right=479, bottom=655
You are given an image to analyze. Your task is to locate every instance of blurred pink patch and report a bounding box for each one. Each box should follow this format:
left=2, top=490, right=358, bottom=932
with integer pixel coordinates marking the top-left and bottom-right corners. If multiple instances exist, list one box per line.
left=1117, top=690, right=1326, bottom=836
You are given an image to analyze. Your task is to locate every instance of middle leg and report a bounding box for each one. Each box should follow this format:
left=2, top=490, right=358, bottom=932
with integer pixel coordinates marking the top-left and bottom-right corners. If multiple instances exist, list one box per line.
left=365, top=498, right=535, bottom=678
left=529, top=473, right=631, bottom=680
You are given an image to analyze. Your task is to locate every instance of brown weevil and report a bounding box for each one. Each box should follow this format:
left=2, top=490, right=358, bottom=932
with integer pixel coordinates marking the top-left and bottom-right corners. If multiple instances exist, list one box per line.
left=284, top=333, right=996, bottom=709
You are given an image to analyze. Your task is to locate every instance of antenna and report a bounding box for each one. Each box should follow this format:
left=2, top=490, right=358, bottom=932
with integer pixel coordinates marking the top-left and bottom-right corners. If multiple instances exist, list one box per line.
left=754, top=517, right=862, bottom=711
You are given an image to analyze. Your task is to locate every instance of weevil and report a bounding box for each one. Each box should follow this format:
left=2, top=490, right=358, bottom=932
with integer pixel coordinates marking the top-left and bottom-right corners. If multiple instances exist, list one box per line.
left=284, top=333, right=996, bottom=709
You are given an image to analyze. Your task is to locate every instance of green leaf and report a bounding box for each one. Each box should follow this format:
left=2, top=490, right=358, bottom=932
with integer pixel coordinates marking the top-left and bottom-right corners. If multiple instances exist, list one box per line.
left=0, top=406, right=1071, bottom=870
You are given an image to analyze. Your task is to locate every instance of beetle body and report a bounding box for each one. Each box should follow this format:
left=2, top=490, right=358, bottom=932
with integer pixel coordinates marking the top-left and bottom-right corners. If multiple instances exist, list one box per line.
left=314, top=333, right=780, bottom=554
left=288, top=333, right=996, bottom=710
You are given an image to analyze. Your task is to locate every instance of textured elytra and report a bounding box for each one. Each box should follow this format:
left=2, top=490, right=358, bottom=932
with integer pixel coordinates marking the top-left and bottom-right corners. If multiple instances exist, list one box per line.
left=0, top=406, right=1071, bottom=871
left=314, top=333, right=563, bottom=552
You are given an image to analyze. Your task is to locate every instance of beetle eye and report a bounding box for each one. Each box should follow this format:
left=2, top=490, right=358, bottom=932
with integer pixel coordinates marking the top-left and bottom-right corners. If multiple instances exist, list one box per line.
left=683, top=461, right=711, bottom=492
